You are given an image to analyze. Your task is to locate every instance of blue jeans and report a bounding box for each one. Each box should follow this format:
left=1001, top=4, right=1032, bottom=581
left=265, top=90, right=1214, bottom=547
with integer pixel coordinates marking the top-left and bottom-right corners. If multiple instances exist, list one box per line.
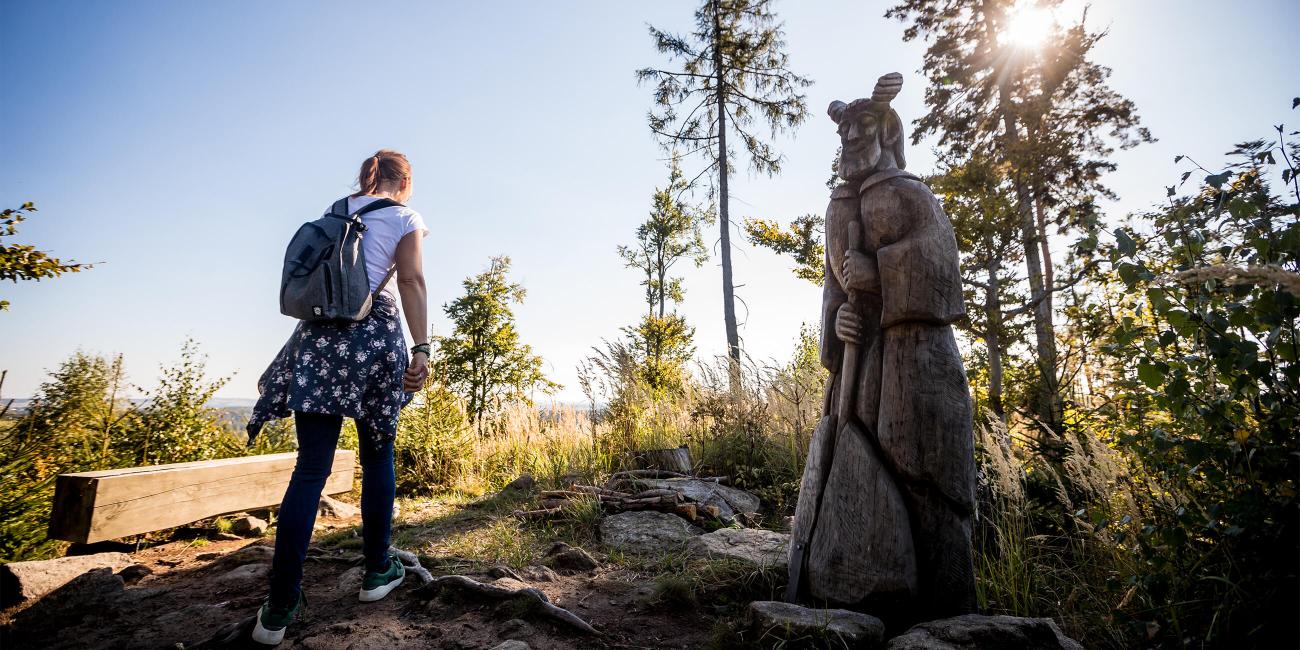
left=267, top=411, right=395, bottom=607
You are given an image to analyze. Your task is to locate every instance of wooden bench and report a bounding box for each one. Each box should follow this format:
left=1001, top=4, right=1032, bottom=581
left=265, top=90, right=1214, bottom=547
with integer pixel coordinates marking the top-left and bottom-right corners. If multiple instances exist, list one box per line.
left=47, top=450, right=356, bottom=544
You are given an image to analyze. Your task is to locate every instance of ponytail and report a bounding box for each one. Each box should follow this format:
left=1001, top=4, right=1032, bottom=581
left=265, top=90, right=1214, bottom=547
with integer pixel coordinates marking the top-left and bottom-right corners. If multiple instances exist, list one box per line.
left=351, top=149, right=411, bottom=197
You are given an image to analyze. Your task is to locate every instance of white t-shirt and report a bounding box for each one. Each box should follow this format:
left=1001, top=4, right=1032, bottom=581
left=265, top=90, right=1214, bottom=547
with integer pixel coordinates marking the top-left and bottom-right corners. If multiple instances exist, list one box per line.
left=346, top=195, right=429, bottom=298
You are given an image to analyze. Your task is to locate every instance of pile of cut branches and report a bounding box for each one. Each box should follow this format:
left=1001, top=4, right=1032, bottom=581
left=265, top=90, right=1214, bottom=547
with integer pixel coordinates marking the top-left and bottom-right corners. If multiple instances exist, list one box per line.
left=511, top=469, right=731, bottom=526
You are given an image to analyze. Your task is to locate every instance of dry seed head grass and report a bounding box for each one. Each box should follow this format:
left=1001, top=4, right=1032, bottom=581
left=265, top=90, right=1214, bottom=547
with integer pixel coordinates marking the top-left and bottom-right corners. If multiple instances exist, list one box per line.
left=977, top=413, right=1024, bottom=506
left=1173, top=264, right=1300, bottom=294
left=1062, top=428, right=1124, bottom=504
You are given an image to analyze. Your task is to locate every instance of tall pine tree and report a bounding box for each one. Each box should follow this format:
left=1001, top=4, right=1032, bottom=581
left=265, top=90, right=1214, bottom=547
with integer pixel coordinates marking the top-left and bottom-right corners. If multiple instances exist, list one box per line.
left=638, top=0, right=812, bottom=372
left=887, top=0, right=1152, bottom=433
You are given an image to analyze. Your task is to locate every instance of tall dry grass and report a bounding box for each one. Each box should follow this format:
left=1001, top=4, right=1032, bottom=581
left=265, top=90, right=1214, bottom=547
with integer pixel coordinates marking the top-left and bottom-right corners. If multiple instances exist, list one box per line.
left=387, top=334, right=826, bottom=515
left=974, top=412, right=1146, bottom=648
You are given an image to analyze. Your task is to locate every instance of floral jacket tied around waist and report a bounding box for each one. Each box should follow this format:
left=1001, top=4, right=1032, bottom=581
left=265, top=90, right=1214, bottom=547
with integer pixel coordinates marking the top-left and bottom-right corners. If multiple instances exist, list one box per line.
left=247, top=293, right=413, bottom=451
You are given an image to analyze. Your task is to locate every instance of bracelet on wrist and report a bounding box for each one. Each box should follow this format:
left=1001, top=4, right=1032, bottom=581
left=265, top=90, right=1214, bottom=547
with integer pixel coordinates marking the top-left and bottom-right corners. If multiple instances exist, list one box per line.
left=411, top=343, right=432, bottom=357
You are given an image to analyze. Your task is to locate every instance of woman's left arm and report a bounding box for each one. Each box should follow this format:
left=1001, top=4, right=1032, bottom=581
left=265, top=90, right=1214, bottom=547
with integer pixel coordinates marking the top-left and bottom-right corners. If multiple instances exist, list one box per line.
left=394, top=231, right=429, bottom=391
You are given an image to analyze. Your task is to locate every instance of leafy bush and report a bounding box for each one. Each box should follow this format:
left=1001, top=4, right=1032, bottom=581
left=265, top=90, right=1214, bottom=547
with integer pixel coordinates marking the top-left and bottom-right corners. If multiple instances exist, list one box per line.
left=0, top=342, right=290, bottom=561
left=1100, top=130, right=1300, bottom=645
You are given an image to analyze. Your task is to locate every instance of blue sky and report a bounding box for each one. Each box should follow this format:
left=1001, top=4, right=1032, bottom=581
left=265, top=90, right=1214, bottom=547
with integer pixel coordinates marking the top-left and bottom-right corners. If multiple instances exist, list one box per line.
left=2, top=0, right=1297, bottom=402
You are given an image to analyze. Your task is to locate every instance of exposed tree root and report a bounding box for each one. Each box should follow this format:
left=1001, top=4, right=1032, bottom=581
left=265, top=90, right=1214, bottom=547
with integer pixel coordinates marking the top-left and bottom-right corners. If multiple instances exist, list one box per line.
left=413, top=574, right=599, bottom=635
left=389, top=546, right=433, bottom=584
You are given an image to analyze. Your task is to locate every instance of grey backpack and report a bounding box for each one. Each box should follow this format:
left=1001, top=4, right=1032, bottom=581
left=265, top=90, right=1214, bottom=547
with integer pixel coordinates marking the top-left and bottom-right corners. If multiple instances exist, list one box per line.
left=279, top=197, right=401, bottom=322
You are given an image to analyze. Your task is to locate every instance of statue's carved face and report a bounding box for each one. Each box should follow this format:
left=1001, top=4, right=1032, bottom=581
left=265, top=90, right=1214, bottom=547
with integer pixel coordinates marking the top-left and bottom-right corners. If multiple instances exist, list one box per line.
left=834, top=104, right=903, bottom=182
left=837, top=108, right=884, bottom=181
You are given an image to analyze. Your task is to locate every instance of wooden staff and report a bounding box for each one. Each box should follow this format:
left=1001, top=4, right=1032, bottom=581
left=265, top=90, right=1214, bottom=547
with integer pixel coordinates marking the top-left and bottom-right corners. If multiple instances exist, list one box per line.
left=836, top=220, right=867, bottom=437
left=786, top=220, right=867, bottom=603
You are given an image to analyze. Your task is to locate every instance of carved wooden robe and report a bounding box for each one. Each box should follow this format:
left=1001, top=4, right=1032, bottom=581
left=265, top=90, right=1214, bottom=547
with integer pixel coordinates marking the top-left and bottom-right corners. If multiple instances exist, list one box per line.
left=789, top=167, right=976, bottom=622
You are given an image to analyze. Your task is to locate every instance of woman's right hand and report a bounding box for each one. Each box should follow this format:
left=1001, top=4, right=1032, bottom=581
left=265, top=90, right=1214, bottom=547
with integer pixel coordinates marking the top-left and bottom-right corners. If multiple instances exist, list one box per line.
left=404, top=352, right=429, bottom=393
left=835, top=303, right=863, bottom=345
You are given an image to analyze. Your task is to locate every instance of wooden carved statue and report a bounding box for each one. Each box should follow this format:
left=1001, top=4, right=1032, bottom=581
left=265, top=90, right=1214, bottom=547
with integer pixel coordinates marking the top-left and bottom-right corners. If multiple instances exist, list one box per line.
left=786, top=72, right=976, bottom=623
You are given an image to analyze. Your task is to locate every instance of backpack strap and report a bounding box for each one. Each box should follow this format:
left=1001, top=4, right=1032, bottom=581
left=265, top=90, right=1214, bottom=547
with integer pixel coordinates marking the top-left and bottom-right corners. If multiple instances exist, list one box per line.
left=351, top=197, right=402, bottom=217
left=326, top=196, right=405, bottom=300
left=373, top=264, right=399, bottom=300
left=326, top=196, right=404, bottom=221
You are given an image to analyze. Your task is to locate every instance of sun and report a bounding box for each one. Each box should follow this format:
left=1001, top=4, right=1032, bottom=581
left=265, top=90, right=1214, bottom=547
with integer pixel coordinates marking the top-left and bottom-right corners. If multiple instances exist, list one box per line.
left=999, top=1, right=1054, bottom=49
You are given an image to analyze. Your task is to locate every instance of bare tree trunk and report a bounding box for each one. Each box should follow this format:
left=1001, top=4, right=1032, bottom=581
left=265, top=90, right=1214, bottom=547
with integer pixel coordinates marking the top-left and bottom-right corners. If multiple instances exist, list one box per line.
left=1031, top=205, right=1062, bottom=424
left=1032, top=191, right=1055, bottom=305
left=996, top=75, right=1061, bottom=434
left=984, top=244, right=1006, bottom=422
left=710, top=2, right=741, bottom=392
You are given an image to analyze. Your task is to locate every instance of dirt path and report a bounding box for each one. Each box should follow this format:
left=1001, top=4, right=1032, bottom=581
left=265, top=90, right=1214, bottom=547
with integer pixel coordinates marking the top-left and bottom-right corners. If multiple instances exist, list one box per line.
left=1, top=497, right=725, bottom=649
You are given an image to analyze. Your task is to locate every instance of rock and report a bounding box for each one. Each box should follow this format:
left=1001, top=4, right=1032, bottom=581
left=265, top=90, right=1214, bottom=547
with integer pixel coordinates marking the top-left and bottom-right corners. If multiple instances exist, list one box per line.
left=491, top=641, right=531, bottom=650
left=211, top=543, right=274, bottom=570
left=518, top=565, right=559, bottom=582
left=319, top=494, right=361, bottom=519
left=687, top=528, right=790, bottom=570
left=155, top=602, right=226, bottom=630
left=885, top=614, right=1084, bottom=650
left=503, top=474, right=536, bottom=492
left=215, top=563, right=270, bottom=585
left=196, top=551, right=223, bottom=561
left=600, top=511, right=701, bottom=554
left=116, top=563, right=154, bottom=585
left=231, top=514, right=268, bottom=536
left=488, top=565, right=523, bottom=580
left=633, top=478, right=761, bottom=520
left=118, top=586, right=170, bottom=604
left=338, top=566, right=365, bottom=592
left=499, top=618, right=535, bottom=640
left=629, top=584, right=658, bottom=608
left=0, top=551, right=133, bottom=606
left=12, top=567, right=125, bottom=628
left=392, top=500, right=402, bottom=520
left=543, top=542, right=600, bottom=572
left=212, top=531, right=242, bottom=541
left=747, top=601, right=885, bottom=647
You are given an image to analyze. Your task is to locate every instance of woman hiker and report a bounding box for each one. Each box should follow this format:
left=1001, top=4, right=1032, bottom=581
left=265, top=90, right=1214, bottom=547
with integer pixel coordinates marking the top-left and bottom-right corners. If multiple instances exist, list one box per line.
left=244, top=149, right=430, bottom=645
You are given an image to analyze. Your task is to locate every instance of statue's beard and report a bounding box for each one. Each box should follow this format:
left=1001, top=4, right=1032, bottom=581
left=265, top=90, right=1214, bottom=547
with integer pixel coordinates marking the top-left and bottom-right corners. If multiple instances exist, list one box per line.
left=839, top=137, right=881, bottom=181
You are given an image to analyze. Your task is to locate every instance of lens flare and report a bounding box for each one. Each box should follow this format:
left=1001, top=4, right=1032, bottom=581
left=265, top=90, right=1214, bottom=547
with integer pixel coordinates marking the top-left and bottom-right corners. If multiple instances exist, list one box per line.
left=999, top=1, right=1054, bottom=49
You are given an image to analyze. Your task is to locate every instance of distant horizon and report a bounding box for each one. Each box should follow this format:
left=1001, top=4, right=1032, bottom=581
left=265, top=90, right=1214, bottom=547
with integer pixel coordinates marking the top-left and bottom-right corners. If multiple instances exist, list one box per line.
left=1, top=396, right=600, bottom=410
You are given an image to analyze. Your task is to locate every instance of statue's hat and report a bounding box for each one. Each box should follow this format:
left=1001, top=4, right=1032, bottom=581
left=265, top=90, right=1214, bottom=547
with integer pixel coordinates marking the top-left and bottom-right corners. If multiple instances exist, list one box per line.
left=828, top=72, right=904, bottom=123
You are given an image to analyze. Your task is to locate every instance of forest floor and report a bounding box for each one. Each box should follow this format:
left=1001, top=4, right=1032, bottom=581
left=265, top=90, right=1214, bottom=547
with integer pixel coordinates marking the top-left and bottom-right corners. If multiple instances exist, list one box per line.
left=1, top=488, right=780, bottom=649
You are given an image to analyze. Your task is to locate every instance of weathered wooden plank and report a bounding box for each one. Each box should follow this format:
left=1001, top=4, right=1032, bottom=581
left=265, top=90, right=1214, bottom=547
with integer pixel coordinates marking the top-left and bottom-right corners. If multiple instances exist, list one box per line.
left=48, top=450, right=355, bottom=544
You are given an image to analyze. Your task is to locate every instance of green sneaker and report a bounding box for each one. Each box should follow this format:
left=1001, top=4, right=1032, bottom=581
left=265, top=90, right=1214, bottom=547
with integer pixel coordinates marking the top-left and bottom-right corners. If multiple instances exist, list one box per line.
left=359, top=553, right=405, bottom=602
left=251, top=591, right=305, bottom=645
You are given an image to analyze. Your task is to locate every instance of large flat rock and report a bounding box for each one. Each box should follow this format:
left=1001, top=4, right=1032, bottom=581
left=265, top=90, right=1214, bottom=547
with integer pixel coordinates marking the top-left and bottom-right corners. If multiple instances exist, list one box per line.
left=687, top=528, right=790, bottom=570
left=12, top=567, right=126, bottom=630
left=886, top=614, right=1084, bottom=650
left=634, top=478, right=761, bottom=519
left=747, top=600, right=885, bottom=647
left=0, top=551, right=134, bottom=607
left=318, top=494, right=360, bottom=519
left=600, top=511, right=701, bottom=554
